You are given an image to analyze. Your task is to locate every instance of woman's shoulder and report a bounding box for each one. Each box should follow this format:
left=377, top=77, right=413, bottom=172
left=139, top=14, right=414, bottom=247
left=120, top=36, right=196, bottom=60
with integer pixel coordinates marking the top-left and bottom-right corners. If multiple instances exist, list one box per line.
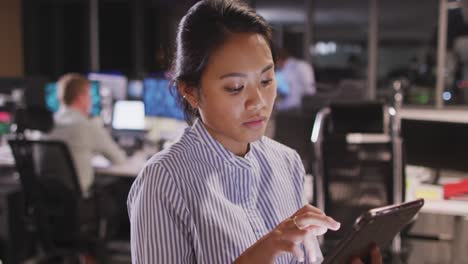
left=146, top=133, right=198, bottom=170
left=253, top=137, right=303, bottom=170
left=255, top=136, right=300, bottom=159
left=129, top=136, right=197, bottom=198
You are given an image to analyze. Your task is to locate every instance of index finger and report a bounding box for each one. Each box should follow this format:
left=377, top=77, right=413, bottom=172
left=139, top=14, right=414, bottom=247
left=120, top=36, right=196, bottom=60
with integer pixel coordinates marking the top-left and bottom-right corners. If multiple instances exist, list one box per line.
left=294, top=204, right=325, bottom=217
left=295, top=212, right=341, bottom=231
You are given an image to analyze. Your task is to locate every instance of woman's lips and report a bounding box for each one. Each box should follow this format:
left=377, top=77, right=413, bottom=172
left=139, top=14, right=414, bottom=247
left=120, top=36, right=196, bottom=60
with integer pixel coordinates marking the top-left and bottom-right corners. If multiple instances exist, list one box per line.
left=243, top=117, right=266, bottom=129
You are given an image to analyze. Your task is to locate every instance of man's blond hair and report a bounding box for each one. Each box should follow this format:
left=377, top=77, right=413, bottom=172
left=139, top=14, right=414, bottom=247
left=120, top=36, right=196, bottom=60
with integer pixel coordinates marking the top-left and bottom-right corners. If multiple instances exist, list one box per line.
left=57, top=73, right=89, bottom=106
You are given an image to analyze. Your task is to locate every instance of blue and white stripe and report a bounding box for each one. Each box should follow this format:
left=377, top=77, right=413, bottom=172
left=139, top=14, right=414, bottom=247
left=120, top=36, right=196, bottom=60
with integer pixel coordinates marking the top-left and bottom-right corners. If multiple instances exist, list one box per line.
left=127, top=118, right=322, bottom=263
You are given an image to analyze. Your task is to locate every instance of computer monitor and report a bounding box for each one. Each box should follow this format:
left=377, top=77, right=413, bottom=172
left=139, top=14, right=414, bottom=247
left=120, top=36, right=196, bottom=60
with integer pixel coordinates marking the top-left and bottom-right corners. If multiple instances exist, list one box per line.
left=402, top=119, right=468, bottom=172
left=143, top=78, right=185, bottom=120
left=275, top=70, right=289, bottom=96
left=127, top=80, right=144, bottom=99
left=112, top=100, right=145, bottom=131
left=330, top=102, right=385, bottom=134
left=88, top=72, right=127, bottom=100
left=44, top=81, right=101, bottom=116
left=0, top=111, right=11, bottom=135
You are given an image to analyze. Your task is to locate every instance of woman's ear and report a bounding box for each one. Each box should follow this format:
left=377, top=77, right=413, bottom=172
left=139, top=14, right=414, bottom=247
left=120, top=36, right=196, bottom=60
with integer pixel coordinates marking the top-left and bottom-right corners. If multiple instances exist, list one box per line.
left=178, top=82, right=199, bottom=109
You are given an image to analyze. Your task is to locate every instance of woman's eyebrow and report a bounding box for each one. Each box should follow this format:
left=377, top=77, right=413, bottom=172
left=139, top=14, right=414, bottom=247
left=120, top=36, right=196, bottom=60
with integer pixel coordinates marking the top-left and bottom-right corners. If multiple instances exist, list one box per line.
left=219, top=63, right=274, bottom=79
left=261, top=63, right=274, bottom=74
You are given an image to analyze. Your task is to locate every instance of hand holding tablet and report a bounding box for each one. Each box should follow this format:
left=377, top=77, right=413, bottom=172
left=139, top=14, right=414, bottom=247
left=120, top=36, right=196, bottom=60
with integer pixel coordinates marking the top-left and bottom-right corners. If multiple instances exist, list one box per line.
left=324, top=199, right=424, bottom=264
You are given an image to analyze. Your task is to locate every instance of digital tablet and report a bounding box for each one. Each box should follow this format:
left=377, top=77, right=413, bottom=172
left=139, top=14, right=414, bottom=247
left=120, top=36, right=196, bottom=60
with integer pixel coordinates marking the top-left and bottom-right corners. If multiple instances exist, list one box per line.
left=323, top=199, right=424, bottom=264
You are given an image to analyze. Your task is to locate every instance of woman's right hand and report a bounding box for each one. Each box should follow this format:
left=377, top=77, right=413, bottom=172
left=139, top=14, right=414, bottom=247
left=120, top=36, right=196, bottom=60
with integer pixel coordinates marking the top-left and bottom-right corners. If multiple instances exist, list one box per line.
left=234, top=204, right=341, bottom=264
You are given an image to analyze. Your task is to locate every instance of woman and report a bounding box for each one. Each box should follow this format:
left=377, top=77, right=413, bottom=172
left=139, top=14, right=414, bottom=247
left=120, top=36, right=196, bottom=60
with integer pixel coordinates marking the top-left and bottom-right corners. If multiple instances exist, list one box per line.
left=128, top=0, right=343, bottom=263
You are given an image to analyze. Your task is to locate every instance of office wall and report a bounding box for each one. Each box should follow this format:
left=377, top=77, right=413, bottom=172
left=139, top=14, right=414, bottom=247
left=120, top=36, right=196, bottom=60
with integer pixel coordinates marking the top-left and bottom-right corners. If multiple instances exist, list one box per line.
left=0, top=0, right=23, bottom=76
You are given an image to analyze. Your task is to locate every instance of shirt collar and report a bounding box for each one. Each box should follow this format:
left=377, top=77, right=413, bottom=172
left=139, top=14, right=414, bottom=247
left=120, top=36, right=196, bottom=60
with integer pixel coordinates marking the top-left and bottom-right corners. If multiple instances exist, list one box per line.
left=191, top=118, right=255, bottom=169
left=55, top=106, right=87, bottom=121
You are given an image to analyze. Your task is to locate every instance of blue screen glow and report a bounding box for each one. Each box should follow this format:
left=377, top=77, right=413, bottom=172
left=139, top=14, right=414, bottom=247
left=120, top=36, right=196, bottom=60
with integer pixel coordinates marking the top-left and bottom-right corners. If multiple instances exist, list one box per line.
left=45, top=81, right=101, bottom=116
left=143, top=78, right=184, bottom=120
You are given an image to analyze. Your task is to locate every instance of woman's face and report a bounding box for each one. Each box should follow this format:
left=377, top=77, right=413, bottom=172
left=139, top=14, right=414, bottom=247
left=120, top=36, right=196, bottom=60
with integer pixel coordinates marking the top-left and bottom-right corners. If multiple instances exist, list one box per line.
left=186, top=32, right=276, bottom=156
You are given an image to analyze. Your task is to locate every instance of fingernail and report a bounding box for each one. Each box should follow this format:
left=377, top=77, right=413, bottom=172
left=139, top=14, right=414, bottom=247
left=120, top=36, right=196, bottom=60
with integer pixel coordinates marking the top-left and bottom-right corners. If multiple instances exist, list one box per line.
left=331, top=221, right=341, bottom=230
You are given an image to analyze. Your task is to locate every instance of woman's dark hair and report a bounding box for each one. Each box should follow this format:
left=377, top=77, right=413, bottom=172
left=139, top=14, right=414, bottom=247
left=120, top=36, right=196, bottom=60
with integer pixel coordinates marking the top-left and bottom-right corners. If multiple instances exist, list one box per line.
left=171, top=0, right=275, bottom=124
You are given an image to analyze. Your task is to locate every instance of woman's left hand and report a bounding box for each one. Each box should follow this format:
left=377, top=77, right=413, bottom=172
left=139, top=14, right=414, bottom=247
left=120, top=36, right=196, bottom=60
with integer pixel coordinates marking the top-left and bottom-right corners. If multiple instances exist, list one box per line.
left=350, top=245, right=383, bottom=264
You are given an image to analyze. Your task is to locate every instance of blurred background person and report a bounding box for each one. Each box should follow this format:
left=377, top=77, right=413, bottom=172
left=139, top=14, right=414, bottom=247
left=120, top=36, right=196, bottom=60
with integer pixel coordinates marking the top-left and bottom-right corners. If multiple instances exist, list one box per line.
left=45, top=73, right=126, bottom=196
left=275, top=47, right=316, bottom=111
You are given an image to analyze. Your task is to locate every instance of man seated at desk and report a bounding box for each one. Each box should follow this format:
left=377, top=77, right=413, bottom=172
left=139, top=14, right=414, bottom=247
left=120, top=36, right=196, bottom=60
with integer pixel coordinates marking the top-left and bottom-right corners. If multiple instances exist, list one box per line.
left=44, top=73, right=126, bottom=196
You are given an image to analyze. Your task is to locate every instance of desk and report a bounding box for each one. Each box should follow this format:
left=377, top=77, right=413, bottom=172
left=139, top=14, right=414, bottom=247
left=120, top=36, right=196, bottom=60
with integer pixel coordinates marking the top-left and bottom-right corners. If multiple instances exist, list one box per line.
left=94, top=150, right=150, bottom=178
left=419, top=200, right=468, bottom=264
left=0, top=144, right=14, bottom=168
left=406, top=168, right=468, bottom=263
left=1, top=143, right=151, bottom=178
left=421, top=199, right=468, bottom=216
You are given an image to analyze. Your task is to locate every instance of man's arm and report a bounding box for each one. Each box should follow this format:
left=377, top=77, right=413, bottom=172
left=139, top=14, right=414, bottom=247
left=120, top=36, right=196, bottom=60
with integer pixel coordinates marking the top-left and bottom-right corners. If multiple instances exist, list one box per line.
left=90, top=123, right=126, bottom=164
left=299, top=61, right=316, bottom=95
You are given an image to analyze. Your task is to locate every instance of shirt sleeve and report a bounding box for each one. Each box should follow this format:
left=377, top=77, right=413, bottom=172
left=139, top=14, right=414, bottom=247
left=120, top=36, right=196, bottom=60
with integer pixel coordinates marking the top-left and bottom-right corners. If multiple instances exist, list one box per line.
left=298, top=62, right=316, bottom=95
left=127, top=163, right=195, bottom=264
left=89, top=122, right=126, bottom=164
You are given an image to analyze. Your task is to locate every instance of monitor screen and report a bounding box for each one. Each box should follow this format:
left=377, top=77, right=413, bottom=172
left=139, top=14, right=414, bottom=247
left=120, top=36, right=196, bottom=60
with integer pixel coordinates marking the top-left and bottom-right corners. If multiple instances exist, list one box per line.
left=0, top=111, right=11, bottom=135
left=143, top=78, right=184, bottom=120
left=88, top=72, right=127, bottom=100
left=44, top=81, right=101, bottom=116
left=402, top=119, right=468, bottom=172
left=127, top=80, right=144, bottom=99
left=112, top=100, right=145, bottom=131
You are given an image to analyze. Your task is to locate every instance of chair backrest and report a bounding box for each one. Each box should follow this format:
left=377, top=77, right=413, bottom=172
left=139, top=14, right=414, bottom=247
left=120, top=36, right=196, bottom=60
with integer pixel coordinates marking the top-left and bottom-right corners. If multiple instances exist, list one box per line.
left=9, top=140, right=82, bottom=197
left=311, top=102, right=398, bottom=243
left=334, top=79, right=368, bottom=102
left=274, top=109, right=318, bottom=172
left=328, top=102, right=386, bottom=135
left=8, top=139, right=83, bottom=249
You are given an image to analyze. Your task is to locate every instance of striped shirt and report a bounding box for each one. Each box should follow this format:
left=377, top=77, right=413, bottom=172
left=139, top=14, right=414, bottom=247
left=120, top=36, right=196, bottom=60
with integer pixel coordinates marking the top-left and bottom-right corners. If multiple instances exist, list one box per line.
left=127, top=119, right=323, bottom=263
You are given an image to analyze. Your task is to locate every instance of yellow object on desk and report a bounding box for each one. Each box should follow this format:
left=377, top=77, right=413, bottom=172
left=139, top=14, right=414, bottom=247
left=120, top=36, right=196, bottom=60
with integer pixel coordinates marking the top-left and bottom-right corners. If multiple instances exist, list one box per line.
left=414, top=184, right=444, bottom=201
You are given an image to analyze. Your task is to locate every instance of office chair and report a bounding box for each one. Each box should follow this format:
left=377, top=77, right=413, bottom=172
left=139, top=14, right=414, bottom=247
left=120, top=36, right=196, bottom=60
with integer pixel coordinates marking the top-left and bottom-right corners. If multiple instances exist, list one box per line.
left=8, top=107, right=108, bottom=263
left=311, top=102, right=403, bottom=244
left=273, top=109, right=318, bottom=173
left=334, top=79, right=369, bottom=103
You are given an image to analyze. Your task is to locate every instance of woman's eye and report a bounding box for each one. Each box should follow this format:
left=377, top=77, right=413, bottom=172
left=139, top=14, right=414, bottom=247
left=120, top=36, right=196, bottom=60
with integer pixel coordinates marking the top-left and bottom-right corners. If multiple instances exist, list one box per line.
left=225, top=85, right=244, bottom=93
left=261, top=79, right=273, bottom=86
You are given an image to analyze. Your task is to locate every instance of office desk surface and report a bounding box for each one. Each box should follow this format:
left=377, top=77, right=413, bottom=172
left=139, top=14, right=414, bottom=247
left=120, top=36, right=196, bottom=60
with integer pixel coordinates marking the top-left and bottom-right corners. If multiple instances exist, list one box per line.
left=1, top=143, right=151, bottom=178
left=0, top=144, right=14, bottom=168
left=420, top=199, right=468, bottom=217
left=94, top=150, right=150, bottom=178
left=418, top=199, right=468, bottom=264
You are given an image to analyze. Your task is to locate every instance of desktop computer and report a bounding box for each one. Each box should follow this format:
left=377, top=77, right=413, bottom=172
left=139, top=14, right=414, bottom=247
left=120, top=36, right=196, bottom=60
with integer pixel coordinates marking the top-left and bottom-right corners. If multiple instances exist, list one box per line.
left=112, top=100, right=145, bottom=131
left=88, top=73, right=128, bottom=101
left=402, top=119, right=468, bottom=173
left=143, top=78, right=184, bottom=121
left=87, top=73, right=128, bottom=125
left=111, top=100, right=146, bottom=155
left=0, top=111, right=11, bottom=136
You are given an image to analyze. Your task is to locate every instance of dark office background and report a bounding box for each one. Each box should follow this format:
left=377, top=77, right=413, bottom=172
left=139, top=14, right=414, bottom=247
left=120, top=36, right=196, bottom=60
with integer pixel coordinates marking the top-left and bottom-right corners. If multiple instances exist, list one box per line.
left=21, top=0, right=194, bottom=80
